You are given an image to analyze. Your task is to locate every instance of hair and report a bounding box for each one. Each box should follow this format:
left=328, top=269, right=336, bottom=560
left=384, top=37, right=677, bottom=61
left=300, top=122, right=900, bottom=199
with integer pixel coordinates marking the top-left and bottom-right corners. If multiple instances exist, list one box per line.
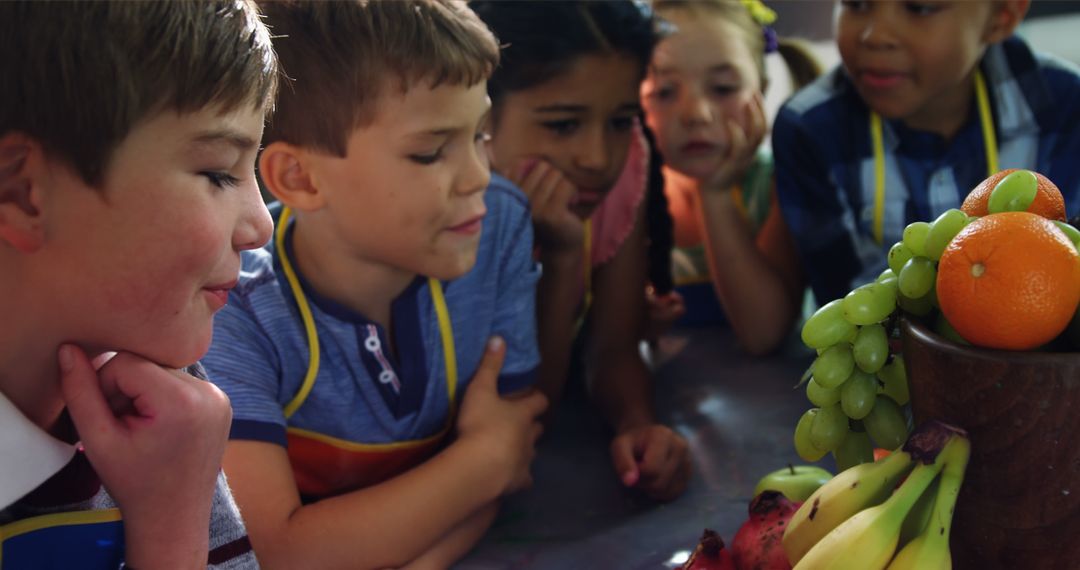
left=260, top=0, right=499, bottom=157
left=470, top=0, right=662, bottom=107
left=0, top=1, right=278, bottom=187
left=653, top=0, right=822, bottom=92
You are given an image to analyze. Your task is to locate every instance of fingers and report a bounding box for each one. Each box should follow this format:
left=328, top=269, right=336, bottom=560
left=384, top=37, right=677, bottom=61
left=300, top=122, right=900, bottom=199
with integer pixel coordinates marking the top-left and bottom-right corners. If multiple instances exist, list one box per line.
left=518, top=388, right=549, bottom=419
left=58, top=344, right=120, bottom=441
left=466, top=337, right=507, bottom=396
left=509, top=157, right=541, bottom=187
left=745, top=92, right=768, bottom=149
left=609, top=434, right=641, bottom=487
left=620, top=427, right=691, bottom=501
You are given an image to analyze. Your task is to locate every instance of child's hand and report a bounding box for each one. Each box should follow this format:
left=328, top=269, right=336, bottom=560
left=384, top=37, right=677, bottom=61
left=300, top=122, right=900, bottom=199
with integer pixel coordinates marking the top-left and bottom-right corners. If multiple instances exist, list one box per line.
left=609, top=424, right=691, bottom=502
left=643, top=287, right=686, bottom=343
left=58, top=344, right=231, bottom=564
left=510, top=158, right=585, bottom=254
left=701, top=92, right=768, bottom=194
left=455, top=337, right=547, bottom=495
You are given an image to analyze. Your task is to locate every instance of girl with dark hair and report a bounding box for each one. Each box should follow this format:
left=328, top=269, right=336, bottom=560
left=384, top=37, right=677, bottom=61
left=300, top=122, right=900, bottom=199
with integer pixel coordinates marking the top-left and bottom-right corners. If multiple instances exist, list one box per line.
left=473, top=0, right=690, bottom=502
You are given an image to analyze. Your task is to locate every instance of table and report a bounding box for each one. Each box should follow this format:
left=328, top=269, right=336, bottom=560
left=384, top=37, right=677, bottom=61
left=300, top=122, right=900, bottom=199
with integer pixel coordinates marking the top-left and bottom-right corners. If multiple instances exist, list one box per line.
left=457, top=326, right=823, bottom=569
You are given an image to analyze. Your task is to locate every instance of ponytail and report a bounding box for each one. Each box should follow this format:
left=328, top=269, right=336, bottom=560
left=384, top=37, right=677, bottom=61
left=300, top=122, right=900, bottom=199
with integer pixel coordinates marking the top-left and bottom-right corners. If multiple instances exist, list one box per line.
left=776, top=38, right=823, bottom=92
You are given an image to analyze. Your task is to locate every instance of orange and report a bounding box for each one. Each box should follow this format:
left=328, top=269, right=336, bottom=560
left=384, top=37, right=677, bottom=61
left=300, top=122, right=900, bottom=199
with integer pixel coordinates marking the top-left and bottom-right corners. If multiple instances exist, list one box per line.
left=936, top=212, right=1080, bottom=350
left=961, top=169, right=1067, bottom=221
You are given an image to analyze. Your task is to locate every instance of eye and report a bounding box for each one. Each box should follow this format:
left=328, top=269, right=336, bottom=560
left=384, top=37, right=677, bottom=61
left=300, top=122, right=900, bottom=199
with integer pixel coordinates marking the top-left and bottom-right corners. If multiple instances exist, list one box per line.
left=409, top=149, right=443, bottom=165
left=841, top=0, right=869, bottom=12
left=610, top=116, right=635, bottom=132
left=904, top=2, right=940, bottom=16
left=541, top=119, right=580, bottom=137
left=646, top=84, right=677, bottom=103
left=201, top=171, right=240, bottom=188
left=710, top=84, right=740, bottom=98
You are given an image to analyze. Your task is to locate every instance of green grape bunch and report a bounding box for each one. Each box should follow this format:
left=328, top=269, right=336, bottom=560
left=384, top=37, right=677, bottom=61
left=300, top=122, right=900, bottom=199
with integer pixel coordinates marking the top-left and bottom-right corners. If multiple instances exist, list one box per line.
left=794, top=169, right=1080, bottom=471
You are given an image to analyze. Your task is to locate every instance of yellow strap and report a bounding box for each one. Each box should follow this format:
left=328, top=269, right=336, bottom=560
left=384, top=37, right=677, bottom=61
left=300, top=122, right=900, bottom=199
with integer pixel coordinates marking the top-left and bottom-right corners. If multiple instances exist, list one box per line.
left=974, top=70, right=999, bottom=174
left=870, top=113, right=886, bottom=245
left=871, top=69, right=997, bottom=245
left=278, top=207, right=321, bottom=419
left=428, top=278, right=457, bottom=401
left=731, top=184, right=750, bottom=221
left=0, top=508, right=121, bottom=541
left=276, top=207, right=457, bottom=418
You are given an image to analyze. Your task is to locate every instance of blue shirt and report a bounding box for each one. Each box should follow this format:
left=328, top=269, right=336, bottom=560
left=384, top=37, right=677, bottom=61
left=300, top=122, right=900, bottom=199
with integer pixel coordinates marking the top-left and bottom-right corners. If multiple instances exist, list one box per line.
left=202, top=177, right=541, bottom=447
left=773, top=36, right=1080, bottom=305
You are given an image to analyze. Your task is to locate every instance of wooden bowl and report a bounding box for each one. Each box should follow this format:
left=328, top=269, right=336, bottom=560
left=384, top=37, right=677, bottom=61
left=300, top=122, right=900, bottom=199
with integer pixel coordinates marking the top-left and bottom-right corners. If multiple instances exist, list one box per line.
left=901, top=318, right=1080, bottom=569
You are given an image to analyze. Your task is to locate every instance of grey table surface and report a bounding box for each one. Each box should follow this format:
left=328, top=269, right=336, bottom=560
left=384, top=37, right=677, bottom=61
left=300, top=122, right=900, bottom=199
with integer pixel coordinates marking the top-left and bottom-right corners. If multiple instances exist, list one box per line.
left=456, top=326, right=827, bottom=570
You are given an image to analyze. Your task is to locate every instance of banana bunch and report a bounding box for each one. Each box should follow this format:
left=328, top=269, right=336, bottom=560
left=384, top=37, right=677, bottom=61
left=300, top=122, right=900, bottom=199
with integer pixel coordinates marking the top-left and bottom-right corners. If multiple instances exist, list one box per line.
left=781, top=421, right=971, bottom=570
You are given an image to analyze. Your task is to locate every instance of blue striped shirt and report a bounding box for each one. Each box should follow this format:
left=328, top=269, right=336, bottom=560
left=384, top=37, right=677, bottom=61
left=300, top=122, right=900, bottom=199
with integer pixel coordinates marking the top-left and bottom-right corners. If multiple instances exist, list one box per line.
left=202, top=177, right=540, bottom=447
left=773, top=36, right=1080, bottom=305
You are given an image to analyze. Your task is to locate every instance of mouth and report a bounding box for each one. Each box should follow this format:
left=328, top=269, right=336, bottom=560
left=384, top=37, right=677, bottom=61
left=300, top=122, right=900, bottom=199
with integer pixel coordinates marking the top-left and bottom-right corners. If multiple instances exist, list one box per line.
left=202, top=279, right=238, bottom=309
left=680, top=140, right=717, bottom=156
left=446, top=211, right=486, bottom=235
left=571, top=188, right=607, bottom=210
left=858, top=69, right=908, bottom=90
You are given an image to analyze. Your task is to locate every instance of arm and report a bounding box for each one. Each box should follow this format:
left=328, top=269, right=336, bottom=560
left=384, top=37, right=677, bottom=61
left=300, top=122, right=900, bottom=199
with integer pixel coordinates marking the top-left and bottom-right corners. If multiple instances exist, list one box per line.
left=588, top=204, right=690, bottom=501
left=399, top=502, right=499, bottom=570
left=222, top=340, right=545, bottom=570
left=58, top=346, right=231, bottom=569
left=508, top=161, right=586, bottom=409
left=673, top=93, right=799, bottom=354
left=696, top=183, right=803, bottom=355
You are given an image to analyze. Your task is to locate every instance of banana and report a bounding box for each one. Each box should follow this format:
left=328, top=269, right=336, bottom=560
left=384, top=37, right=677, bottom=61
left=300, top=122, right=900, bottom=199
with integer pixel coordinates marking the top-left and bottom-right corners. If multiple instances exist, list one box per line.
left=897, top=477, right=938, bottom=547
left=782, top=448, right=915, bottom=565
left=792, top=446, right=946, bottom=570
left=886, top=436, right=971, bottom=570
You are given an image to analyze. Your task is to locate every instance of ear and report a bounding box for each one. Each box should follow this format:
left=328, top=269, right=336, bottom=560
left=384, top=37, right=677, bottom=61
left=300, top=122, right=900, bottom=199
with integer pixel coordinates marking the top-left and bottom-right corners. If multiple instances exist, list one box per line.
left=984, top=0, right=1030, bottom=44
left=0, top=133, right=47, bottom=253
left=258, top=141, right=325, bottom=212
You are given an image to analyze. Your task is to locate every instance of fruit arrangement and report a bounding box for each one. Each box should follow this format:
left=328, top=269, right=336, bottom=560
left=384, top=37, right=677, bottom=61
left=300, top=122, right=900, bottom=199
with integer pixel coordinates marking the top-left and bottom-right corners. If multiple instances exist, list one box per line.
left=794, top=169, right=1080, bottom=469
left=782, top=420, right=971, bottom=570
left=681, top=492, right=802, bottom=570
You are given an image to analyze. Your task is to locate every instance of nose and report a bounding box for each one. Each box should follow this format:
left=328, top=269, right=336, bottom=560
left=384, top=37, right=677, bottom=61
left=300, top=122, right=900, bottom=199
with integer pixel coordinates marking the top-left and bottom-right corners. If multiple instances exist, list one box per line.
left=454, top=139, right=491, bottom=197
left=859, top=10, right=898, bottom=50
left=678, top=90, right=712, bottom=127
left=572, top=126, right=611, bottom=174
left=233, top=181, right=274, bottom=250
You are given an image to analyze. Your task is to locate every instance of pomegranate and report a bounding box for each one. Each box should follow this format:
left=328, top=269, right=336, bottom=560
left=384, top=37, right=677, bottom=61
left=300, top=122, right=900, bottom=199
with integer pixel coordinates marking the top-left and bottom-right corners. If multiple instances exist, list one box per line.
left=730, top=491, right=800, bottom=570
left=682, top=529, right=736, bottom=570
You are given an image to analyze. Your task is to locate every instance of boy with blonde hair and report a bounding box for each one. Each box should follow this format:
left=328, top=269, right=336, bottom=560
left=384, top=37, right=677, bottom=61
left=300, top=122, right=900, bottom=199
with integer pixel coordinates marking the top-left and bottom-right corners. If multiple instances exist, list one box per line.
left=201, top=1, right=546, bottom=567
left=0, top=1, right=276, bottom=567
left=774, top=0, right=1080, bottom=303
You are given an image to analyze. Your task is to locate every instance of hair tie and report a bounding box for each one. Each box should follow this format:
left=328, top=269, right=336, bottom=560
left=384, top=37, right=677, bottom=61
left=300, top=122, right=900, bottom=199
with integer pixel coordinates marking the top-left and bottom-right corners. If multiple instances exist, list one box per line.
left=740, top=0, right=779, bottom=54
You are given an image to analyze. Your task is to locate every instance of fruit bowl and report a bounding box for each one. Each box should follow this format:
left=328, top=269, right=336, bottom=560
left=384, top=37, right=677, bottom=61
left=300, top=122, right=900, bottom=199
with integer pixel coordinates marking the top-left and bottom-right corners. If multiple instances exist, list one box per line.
left=901, top=317, right=1080, bottom=569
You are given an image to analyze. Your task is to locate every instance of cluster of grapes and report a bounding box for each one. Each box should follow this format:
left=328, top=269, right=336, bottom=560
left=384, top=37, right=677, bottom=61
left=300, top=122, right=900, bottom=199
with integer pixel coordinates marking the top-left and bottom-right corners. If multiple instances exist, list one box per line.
left=794, top=206, right=985, bottom=471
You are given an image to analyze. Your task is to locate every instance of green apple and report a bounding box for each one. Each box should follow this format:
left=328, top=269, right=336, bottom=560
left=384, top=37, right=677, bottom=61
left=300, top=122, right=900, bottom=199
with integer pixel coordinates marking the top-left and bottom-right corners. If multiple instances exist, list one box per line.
left=753, top=465, right=833, bottom=502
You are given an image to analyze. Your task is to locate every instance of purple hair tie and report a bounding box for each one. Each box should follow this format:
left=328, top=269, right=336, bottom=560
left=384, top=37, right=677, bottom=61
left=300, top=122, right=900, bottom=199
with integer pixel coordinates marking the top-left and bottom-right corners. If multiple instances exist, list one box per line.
left=763, top=25, right=779, bottom=54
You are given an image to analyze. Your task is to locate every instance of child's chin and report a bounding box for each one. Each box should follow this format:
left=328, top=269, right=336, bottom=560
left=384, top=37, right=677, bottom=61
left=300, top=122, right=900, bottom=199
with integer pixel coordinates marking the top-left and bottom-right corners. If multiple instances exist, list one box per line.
left=426, top=254, right=478, bottom=281
left=149, top=335, right=213, bottom=370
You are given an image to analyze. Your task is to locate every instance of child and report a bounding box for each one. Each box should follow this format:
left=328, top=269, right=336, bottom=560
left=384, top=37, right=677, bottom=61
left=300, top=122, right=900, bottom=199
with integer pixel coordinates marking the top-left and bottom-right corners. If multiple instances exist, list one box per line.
left=472, top=0, right=691, bottom=502
left=773, top=0, right=1080, bottom=304
left=200, top=1, right=547, bottom=568
left=0, top=1, right=276, bottom=568
left=641, top=0, right=821, bottom=355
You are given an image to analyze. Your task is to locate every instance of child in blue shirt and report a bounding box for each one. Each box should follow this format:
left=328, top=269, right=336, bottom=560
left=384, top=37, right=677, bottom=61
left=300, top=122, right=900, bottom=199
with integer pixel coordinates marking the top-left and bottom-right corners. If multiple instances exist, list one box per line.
left=0, top=1, right=276, bottom=568
left=201, top=1, right=546, bottom=568
left=773, top=0, right=1080, bottom=304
